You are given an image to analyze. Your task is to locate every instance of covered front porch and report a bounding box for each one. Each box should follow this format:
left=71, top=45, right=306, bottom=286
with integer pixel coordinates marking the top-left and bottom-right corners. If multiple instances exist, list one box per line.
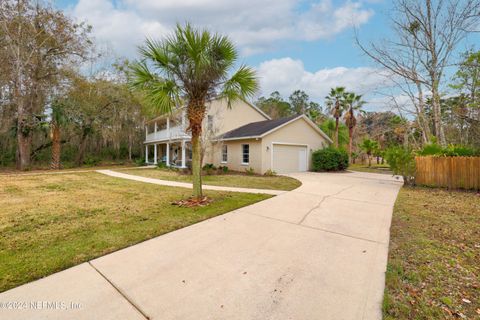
left=145, top=140, right=192, bottom=168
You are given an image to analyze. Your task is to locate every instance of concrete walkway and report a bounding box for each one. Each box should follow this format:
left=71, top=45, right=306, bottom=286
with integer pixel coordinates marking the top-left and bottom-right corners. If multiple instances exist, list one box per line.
left=0, top=171, right=402, bottom=320
left=97, top=169, right=285, bottom=195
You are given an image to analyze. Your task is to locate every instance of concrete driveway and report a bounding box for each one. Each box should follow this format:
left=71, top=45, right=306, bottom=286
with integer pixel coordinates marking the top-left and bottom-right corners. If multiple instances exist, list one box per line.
left=0, top=171, right=402, bottom=320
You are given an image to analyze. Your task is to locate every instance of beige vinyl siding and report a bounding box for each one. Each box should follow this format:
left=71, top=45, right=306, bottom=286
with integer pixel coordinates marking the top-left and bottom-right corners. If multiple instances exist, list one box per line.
left=261, top=117, right=329, bottom=173
left=202, top=98, right=268, bottom=165
left=205, top=99, right=269, bottom=136
left=211, top=139, right=262, bottom=173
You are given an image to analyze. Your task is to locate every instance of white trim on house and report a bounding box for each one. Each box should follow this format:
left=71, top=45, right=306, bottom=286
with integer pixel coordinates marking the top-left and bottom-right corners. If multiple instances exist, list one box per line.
left=261, top=115, right=332, bottom=143
left=216, top=136, right=261, bottom=142
left=221, top=144, right=228, bottom=164
left=241, top=143, right=250, bottom=165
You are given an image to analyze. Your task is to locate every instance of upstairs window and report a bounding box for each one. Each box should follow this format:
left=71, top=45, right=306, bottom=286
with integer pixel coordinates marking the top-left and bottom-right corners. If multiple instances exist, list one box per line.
left=207, top=115, right=213, bottom=131
left=242, top=144, right=249, bottom=164
left=221, top=145, right=228, bottom=163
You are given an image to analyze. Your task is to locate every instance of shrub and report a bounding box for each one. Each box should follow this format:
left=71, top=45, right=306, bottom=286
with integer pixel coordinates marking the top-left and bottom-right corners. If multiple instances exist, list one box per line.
left=264, top=169, right=277, bottom=176
left=218, top=166, right=229, bottom=174
left=417, top=142, right=444, bottom=156
left=83, top=156, right=101, bottom=167
left=384, top=147, right=415, bottom=185
left=0, top=148, right=15, bottom=167
left=156, top=162, right=168, bottom=169
left=202, top=163, right=217, bottom=175
left=135, top=157, right=146, bottom=166
left=418, top=143, right=479, bottom=157
left=442, top=145, right=478, bottom=157
left=245, top=167, right=255, bottom=175
left=312, top=147, right=349, bottom=172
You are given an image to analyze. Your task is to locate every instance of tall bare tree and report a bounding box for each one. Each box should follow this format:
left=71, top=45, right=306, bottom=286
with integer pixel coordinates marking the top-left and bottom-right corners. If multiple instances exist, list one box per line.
left=0, top=0, right=91, bottom=169
left=357, top=0, right=480, bottom=146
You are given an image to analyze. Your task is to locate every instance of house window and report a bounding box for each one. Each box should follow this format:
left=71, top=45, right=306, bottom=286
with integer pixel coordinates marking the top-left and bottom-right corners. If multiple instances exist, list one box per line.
left=207, top=115, right=213, bottom=131
left=221, top=145, right=228, bottom=163
left=242, top=144, right=249, bottom=164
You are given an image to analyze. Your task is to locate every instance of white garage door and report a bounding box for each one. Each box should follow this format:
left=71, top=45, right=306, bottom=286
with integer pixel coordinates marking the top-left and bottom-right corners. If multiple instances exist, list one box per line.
left=272, top=144, right=308, bottom=173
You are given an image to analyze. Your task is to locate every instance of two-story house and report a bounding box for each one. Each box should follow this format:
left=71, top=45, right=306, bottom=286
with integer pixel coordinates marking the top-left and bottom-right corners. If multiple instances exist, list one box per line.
left=144, top=98, right=332, bottom=174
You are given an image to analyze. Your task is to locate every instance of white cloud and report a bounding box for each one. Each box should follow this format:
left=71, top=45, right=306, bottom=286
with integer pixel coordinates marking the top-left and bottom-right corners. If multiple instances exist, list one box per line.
left=71, top=0, right=374, bottom=56
left=257, top=57, right=388, bottom=104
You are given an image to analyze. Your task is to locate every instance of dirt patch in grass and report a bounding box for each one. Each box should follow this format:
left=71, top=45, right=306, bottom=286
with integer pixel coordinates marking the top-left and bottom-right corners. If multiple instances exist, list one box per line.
left=383, top=186, right=480, bottom=319
left=0, top=172, right=271, bottom=292
left=118, top=168, right=302, bottom=191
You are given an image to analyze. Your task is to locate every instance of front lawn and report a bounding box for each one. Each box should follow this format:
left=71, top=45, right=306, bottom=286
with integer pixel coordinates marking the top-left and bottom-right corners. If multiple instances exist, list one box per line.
left=118, top=168, right=302, bottom=191
left=383, top=187, right=480, bottom=319
left=0, top=172, right=271, bottom=292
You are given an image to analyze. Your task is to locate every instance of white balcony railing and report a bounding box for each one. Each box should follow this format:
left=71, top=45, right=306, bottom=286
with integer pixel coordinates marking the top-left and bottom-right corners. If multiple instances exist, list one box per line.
left=145, top=125, right=190, bottom=143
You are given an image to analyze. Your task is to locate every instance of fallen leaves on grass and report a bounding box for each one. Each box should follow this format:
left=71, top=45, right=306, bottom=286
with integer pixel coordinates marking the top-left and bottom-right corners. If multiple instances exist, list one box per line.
left=383, top=186, right=480, bottom=320
left=172, top=197, right=213, bottom=207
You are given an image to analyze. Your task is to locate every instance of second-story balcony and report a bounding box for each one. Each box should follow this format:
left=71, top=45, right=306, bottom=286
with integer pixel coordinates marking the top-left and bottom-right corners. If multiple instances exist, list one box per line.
left=145, top=113, right=191, bottom=143
left=145, top=125, right=191, bottom=143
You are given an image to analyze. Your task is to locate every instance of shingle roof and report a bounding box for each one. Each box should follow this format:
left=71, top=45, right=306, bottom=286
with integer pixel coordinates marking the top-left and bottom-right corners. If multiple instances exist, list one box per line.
left=219, top=115, right=300, bottom=140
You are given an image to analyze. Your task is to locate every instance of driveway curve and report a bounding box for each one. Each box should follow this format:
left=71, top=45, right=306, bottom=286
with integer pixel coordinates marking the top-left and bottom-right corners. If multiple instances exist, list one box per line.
left=0, top=171, right=402, bottom=320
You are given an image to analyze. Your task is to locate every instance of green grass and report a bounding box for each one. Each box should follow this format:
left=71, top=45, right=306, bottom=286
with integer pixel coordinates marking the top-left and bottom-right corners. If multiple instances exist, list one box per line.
left=0, top=172, right=271, bottom=292
left=118, top=168, right=302, bottom=191
left=348, top=163, right=393, bottom=175
left=383, top=187, right=480, bottom=319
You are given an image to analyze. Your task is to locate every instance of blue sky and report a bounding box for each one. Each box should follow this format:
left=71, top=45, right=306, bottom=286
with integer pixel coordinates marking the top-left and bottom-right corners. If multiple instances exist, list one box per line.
left=56, top=0, right=478, bottom=110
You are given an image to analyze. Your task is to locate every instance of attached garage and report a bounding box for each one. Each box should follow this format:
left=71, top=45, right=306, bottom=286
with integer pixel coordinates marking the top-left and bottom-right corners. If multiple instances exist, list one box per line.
left=217, top=114, right=332, bottom=174
left=272, top=144, right=308, bottom=173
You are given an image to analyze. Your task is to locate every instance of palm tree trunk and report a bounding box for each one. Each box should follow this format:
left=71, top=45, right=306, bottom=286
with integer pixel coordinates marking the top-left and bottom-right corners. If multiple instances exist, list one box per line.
left=188, top=100, right=206, bottom=200
left=191, top=134, right=202, bottom=199
left=51, top=122, right=61, bottom=169
left=348, top=127, right=353, bottom=161
left=334, top=117, right=339, bottom=148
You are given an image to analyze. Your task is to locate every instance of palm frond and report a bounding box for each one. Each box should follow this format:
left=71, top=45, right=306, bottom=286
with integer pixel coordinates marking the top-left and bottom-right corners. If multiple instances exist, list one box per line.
left=221, top=65, right=258, bottom=107
left=129, top=61, right=179, bottom=115
left=128, top=61, right=158, bottom=89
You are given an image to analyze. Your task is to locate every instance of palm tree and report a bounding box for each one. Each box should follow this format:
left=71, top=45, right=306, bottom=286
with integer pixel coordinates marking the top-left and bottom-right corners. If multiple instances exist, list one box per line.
left=343, top=92, right=365, bottom=161
left=130, top=24, right=258, bottom=199
left=360, top=138, right=379, bottom=167
left=319, top=118, right=348, bottom=147
left=325, top=87, right=346, bottom=147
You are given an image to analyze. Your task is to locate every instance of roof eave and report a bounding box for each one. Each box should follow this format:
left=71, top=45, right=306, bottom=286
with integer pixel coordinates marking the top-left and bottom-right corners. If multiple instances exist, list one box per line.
left=214, top=135, right=262, bottom=142
left=258, top=114, right=333, bottom=144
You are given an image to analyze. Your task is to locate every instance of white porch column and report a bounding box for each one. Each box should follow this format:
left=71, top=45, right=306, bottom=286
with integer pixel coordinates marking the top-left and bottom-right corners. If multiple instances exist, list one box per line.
left=181, top=140, right=186, bottom=168
left=153, top=144, right=158, bottom=164
left=145, top=145, right=148, bottom=164
left=166, top=142, right=170, bottom=166
left=181, top=110, right=186, bottom=128
left=145, top=124, right=148, bottom=139
left=166, top=117, right=170, bottom=138
left=154, top=121, right=157, bottom=139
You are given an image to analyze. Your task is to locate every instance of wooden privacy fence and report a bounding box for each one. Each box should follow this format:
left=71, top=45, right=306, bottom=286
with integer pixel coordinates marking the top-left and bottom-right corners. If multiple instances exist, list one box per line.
left=415, top=156, right=480, bottom=190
